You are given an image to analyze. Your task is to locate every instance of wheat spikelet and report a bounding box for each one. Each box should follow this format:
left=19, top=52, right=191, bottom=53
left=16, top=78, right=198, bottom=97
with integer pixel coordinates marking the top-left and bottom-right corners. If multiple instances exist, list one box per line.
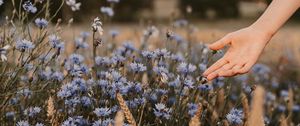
left=223, top=120, right=229, bottom=126
left=279, top=114, right=288, bottom=126
left=115, top=111, right=125, bottom=126
left=47, top=96, right=59, bottom=126
left=248, top=86, right=265, bottom=126
left=287, top=88, right=294, bottom=125
left=116, top=93, right=137, bottom=126
left=241, top=93, right=249, bottom=125
left=189, top=103, right=202, bottom=126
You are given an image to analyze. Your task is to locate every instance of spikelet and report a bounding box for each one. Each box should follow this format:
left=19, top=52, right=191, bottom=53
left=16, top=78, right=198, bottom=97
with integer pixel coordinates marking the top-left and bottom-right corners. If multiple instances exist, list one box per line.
left=287, top=88, right=294, bottom=124
left=248, top=86, right=265, bottom=126
left=116, top=93, right=137, bottom=126
left=47, top=96, right=58, bottom=126
left=241, top=93, right=249, bottom=125
left=189, top=103, right=202, bottom=126
left=279, top=114, right=288, bottom=126
left=223, top=120, right=229, bottom=126
left=115, top=111, right=125, bottom=126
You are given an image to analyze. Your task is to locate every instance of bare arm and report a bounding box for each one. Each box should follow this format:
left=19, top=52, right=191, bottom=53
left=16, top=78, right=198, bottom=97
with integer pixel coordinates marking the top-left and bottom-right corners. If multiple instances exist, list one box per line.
left=203, top=0, right=300, bottom=80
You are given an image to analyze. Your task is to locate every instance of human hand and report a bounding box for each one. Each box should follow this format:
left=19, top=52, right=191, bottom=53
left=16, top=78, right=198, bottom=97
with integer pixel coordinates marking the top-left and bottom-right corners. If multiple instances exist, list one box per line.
left=203, top=26, right=272, bottom=80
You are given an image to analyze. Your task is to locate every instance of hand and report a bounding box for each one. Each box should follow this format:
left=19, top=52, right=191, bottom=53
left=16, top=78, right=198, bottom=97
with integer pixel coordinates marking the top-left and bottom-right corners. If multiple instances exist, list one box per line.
left=203, top=26, right=272, bottom=80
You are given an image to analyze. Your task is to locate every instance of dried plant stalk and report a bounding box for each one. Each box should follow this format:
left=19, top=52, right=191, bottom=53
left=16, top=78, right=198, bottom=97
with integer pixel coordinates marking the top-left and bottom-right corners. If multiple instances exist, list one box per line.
left=115, top=111, right=125, bottom=126
left=241, top=93, right=249, bottom=125
left=248, top=86, right=265, bottom=126
left=116, top=93, right=137, bottom=126
left=47, top=96, right=59, bottom=126
left=216, top=89, right=225, bottom=112
left=223, top=120, right=229, bottom=126
left=189, top=103, right=202, bottom=126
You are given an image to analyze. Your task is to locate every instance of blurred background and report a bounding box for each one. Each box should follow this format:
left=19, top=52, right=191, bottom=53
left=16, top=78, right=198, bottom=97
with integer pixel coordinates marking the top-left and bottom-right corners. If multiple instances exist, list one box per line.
left=1, top=0, right=300, bottom=79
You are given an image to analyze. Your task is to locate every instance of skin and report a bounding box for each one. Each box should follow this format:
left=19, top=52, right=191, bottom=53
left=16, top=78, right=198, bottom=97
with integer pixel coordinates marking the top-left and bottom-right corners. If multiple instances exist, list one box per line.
left=203, top=0, right=300, bottom=81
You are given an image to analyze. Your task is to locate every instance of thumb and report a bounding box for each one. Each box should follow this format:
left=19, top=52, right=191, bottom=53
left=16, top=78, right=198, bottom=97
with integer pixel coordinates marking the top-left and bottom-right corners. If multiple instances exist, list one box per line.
left=209, top=35, right=231, bottom=50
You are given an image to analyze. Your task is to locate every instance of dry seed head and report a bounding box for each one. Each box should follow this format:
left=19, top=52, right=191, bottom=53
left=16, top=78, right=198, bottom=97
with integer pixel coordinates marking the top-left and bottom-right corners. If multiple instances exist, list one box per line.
left=115, top=111, right=124, bottom=126
left=116, top=93, right=137, bottom=126
left=248, top=86, right=265, bottom=126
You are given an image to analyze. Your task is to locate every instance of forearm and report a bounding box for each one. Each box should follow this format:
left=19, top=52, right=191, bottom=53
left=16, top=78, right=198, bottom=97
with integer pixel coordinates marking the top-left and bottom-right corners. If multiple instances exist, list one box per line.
left=251, top=0, right=300, bottom=37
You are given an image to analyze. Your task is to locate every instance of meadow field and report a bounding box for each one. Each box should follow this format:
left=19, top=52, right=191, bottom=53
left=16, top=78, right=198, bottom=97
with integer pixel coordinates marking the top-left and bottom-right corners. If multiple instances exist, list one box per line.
left=0, top=0, right=300, bottom=126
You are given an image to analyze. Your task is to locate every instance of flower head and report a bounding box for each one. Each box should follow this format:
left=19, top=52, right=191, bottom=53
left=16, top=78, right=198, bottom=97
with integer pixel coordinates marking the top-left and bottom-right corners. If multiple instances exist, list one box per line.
left=16, top=39, right=35, bottom=51
left=23, top=1, right=37, bottom=13
left=92, top=17, right=103, bottom=34
left=24, top=106, right=42, bottom=117
left=93, top=107, right=112, bottom=117
left=0, top=0, right=4, bottom=6
left=129, top=62, right=146, bottom=73
left=177, top=62, right=196, bottom=75
left=35, top=18, right=48, bottom=28
left=226, top=108, right=244, bottom=125
left=66, top=0, right=81, bottom=11
left=153, top=103, right=172, bottom=120
left=101, top=7, right=114, bottom=17
left=17, top=120, right=30, bottom=126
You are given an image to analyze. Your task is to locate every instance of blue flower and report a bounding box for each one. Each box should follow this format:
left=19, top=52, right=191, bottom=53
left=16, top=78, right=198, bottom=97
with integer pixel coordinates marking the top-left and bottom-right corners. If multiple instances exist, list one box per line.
left=187, top=103, right=198, bottom=116
left=35, top=18, right=48, bottom=28
left=0, top=0, right=3, bottom=6
left=142, top=50, right=156, bottom=59
left=110, top=54, right=126, bottom=64
left=101, top=7, right=114, bottom=17
left=226, top=108, right=244, bottom=125
left=35, top=123, right=44, bottom=126
left=17, top=88, right=32, bottom=98
left=129, top=62, right=146, bottom=73
left=292, top=105, right=300, bottom=112
left=93, top=107, right=112, bottom=117
left=48, top=34, right=63, bottom=49
left=173, top=19, right=188, bottom=27
left=95, top=56, right=111, bottom=66
left=62, top=116, right=88, bottom=126
left=24, top=106, right=41, bottom=117
left=75, top=38, right=89, bottom=49
left=109, top=30, right=120, bottom=38
left=81, top=96, right=92, bottom=107
left=69, top=54, right=84, bottom=64
left=153, top=103, right=172, bottom=120
left=177, top=62, right=196, bottom=75
left=168, top=76, right=180, bottom=87
left=16, top=39, right=35, bottom=51
left=184, top=78, right=194, bottom=88
left=23, top=1, right=37, bottom=13
left=277, top=104, right=286, bottom=112
left=92, top=119, right=113, bottom=126
left=107, top=0, right=119, bottom=3
left=198, top=84, right=213, bottom=92
left=66, top=0, right=81, bottom=11
left=5, top=111, right=15, bottom=118
left=153, top=66, right=169, bottom=75
left=280, top=90, right=289, bottom=98
left=154, top=48, right=170, bottom=58
left=51, top=71, right=64, bottom=81
left=171, top=53, right=185, bottom=62
left=17, top=120, right=30, bottom=126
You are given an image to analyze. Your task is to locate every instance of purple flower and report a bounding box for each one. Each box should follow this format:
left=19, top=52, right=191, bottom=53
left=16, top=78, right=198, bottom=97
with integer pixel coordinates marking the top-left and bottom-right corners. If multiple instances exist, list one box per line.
left=23, top=1, right=37, bottom=13
left=24, top=106, right=41, bottom=117
left=153, top=103, right=172, bottom=120
left=95, top=56, right=111, bottom=66
left=129, top=62, right=146, bottom=73
left=69, top=54, right=84, bottom=64
left=16, top=39, right=35, bottom=51
left=198, top=84, right=213, bottom=91
left=142, top=50, right=156, bottom=59
left=177, top=62, right=196, bottom=75
left=184, top=78, right=194, bottom=88
left=51, top=71, right=64, bottom=81
left=187, top=103, right=198, bottom=116
left=0, top=0, right=3, bottom=6
left=101, top=7, right=114, bottom=17
left=35, top=18, right=48, bottom=28
left=62, top=116, right=88, bottom=126
left=17, top=120, right=30, bottom=126
left=92, top=119, right=113, bottom=126
left=66, top=0, right=81, bottom=11
left=226, top=108, right=244, bottom=125
left=94, top=107, right=112, bottom=117
left=154, top=48, right=170, bottom=58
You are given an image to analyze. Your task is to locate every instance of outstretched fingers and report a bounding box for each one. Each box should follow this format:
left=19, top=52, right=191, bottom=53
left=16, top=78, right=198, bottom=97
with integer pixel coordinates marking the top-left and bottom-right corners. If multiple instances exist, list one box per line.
left=203, top=58, right=228, bottom=76
left=209, top=35, right=231, bottom=50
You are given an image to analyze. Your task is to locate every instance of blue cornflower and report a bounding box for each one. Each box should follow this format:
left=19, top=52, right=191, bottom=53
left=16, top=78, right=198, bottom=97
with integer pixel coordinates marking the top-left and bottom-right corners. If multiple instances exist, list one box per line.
left=198, top=63, right=207, bottom=72
left=153, top=66, right=169, bottom=75
left=277, top=104, right=286, bottom=112
left=110, top=54, right=126, bottom=64
left=38, top=69, right=52, bottom=80
left=123, top=41, right=136, bottom=51
left=24, top=106, right=41, bottom=117
left=177, top=62, right=196, bottom=75
left=81, top=96, right=92, bottom=107
left=226, top=108, right=244, bottom=125
left=98, top=79, right=109, bottom=88
left=129, top=62, right=146, bottom=73
left=184, top=78, right=194, bottom=88
left=153, top=103, right=172, bottom=120
left=66, top=0, right=81, bottom=11
left=92, top=119, right=113, bottom=126
left=173, top=19, right=188, bottom=27
left=48, top=34, right=63, bottom=48
left=187, top=103, right=198, bottom=116
left=94, top=107, right=112, bottom=117
left=35, top=123, right=44, bottom=126
left=35, top=18, right=48, bottom=28
left=154, top=48, right=170, bottom=58
left=17, top=120, right=30, bottom=126
left=95, top=56, right=111, bottom=66
left=142, top=50, right=156, bottom=59
left=280, top=90, right=289, bottom=98
left=16, top=39, right=35, bottom=51
left=293, top=105, right=300, bottom=112
left=62, top=116, right=88, bottom=126
left=69, top=54, right=84, bottom=64
left=198, top=84, right=213, bottom=92
left=23, top=1, right=37, bottom=13
left=80, top=31, right=90, bottom=39
left=75, top=38, right=89, bottom=49
left=170, top=34, right=185, bottom=44
left=5, top=111, right=15, bottom=118
left=51, top=71, right=64, bottom=81
left=171, top=53, right=185, bottom=62
left=0, top=0, right=3, bottom=6
left=109, top=29, right=120, bottom=38
left=101, top=7, right=114, bottom=17
left=168, top=76, right=180, bottom=87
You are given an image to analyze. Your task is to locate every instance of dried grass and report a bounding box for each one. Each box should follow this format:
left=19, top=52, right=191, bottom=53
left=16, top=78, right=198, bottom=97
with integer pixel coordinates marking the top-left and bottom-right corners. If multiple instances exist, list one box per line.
left=247, top=86, right=265, bottom=126
left=116, top=92, right=137, bottom=126
left=241, top=93, right=249, bottom=125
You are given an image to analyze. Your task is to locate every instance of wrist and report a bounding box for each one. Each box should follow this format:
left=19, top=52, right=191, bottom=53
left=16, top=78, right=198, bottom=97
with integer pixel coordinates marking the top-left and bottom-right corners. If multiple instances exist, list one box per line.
left=248, top=24, right=274, bottom=42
